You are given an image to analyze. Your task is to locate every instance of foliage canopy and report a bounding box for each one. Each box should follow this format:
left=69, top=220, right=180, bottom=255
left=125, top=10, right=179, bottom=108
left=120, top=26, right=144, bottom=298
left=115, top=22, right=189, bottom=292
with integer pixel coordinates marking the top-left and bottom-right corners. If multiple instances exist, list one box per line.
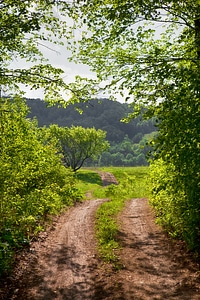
left=69, top=0, right=200, bottom=104
left=0, top=0, right=91, bottom=104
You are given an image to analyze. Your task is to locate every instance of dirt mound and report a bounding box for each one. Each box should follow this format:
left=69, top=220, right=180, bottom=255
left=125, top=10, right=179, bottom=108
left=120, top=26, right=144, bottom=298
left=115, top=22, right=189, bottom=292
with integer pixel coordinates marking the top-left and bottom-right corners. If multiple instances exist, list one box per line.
left=98, top=171, right=118, bottom=186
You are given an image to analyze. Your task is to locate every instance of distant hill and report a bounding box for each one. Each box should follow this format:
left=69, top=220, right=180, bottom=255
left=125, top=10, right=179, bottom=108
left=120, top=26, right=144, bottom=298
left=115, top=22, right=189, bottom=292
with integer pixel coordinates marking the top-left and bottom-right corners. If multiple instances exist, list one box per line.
left=26, top=98, right=156, bottom=143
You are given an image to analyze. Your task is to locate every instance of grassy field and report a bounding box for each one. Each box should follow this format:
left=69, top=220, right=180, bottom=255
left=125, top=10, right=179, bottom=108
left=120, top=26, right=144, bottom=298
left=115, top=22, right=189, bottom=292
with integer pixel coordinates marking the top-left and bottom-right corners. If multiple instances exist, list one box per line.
left=101, top=166, right=150, bottom=198
left=76, top=166, right=150, bottom=267
left=76, top=166, right=149, bottom=199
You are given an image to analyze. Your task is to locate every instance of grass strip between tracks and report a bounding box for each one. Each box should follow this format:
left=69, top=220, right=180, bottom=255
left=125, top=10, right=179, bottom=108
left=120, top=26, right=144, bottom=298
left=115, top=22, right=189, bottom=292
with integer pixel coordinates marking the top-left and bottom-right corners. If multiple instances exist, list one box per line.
left=77, top=166, right=150, bottom=268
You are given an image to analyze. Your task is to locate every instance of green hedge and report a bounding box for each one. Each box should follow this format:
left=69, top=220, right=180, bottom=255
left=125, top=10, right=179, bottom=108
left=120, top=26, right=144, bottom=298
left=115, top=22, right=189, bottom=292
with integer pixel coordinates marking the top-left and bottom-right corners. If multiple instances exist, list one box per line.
left=0, top=97, right=82, bottom=275
left=149, top=159, right=200, bottom=251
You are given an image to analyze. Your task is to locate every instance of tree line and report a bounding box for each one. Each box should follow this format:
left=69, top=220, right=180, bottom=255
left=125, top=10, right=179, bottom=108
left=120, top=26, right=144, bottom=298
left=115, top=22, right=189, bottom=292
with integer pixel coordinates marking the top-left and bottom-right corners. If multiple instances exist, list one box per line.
left=26, top=98, right=157, bottom=166
left=26, top=98, right=156, bottom=143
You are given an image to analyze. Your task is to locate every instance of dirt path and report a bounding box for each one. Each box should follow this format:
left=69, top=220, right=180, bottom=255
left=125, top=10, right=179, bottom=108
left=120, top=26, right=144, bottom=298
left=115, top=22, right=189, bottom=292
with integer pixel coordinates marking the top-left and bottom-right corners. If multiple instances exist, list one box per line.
left=1, top=175, right=200, bottom=299
left=115, top=198, right=200, bottom=299
left=7, top=200, right=107, bottom=300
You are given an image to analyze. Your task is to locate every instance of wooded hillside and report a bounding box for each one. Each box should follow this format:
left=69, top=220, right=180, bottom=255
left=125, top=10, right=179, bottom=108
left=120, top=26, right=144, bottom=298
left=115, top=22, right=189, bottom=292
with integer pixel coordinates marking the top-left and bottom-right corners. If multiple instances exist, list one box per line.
left=26, top=98, right=156, bottom=144
left=26, top=98, right=156, bottom=167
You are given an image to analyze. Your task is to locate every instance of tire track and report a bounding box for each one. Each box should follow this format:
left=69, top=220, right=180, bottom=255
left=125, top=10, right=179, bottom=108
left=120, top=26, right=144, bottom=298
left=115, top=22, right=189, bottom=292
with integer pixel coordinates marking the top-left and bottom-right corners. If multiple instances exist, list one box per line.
left=115, top=198, right=200, bottom=300
left=12, top=200, right=107, bottom=300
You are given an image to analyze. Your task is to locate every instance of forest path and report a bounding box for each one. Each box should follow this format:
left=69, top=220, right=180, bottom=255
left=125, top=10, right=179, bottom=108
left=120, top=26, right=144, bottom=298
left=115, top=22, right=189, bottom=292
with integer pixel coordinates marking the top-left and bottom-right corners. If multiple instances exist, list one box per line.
left=114, top=198, right=200, bottom=299
left=1, top=173, right=200, bottom=300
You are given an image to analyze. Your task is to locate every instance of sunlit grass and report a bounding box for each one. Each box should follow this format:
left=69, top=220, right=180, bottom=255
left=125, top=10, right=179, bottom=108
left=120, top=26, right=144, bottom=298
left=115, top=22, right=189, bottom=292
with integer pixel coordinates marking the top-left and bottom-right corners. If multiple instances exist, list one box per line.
left=76, top=166, right=150, bottom=267
left=75, top=169, right=103, bottom=199
left=95, top=166, right=149, bottom=266
left=100, top=166, right=150, bottom=198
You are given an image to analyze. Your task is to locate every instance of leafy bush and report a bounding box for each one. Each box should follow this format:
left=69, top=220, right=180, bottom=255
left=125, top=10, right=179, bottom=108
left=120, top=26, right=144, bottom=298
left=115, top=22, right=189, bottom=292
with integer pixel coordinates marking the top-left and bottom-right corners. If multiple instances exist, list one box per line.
left=149, top=159, right=200, bottom=251
left=0, top=97, right=82, bottom=275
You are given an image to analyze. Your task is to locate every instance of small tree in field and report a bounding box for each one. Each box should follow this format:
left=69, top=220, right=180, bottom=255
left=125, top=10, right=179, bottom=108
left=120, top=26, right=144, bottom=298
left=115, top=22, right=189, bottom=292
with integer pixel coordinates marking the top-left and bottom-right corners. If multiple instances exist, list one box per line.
left=48, top=125, right=109, bottom=172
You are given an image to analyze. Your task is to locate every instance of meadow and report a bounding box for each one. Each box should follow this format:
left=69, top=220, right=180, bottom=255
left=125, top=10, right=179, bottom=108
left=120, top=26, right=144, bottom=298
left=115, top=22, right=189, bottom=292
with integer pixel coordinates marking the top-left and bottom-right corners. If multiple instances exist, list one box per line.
left=76, top=166, right=150, bottom=266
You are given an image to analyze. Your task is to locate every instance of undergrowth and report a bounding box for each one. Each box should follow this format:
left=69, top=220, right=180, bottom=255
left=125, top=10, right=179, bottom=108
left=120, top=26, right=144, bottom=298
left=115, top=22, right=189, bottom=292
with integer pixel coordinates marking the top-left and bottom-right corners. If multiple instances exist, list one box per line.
left=149, top=159, right=200, bottom=252
left=0, top=97, right=83, bottom=276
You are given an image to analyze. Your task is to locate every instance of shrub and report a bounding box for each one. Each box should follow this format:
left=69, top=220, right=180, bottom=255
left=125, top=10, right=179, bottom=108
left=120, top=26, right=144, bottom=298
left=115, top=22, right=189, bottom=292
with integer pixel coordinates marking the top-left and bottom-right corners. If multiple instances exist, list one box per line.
left=149, top=159, right=200, bottom=251
left=0, top=97, right=82, bottom=275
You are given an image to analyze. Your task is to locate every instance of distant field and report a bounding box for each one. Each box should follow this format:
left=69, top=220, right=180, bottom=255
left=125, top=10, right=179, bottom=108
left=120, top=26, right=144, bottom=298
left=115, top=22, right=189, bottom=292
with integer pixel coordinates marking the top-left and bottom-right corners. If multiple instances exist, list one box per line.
left=76, top=166, right=150, bottom=199
left=75, top=166, right=150, bottom=265
left=100, top=166, right=150, bottom=198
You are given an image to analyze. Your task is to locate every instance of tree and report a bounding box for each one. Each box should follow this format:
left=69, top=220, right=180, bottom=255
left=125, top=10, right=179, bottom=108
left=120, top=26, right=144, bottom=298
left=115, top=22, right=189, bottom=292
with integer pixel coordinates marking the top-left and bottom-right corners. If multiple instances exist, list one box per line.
left=69, top=1, right=199, bottom=102
left=120, top=135, right=133, bottom=156
left=48, top=125, right=109, bottom=171
left=0, top=0, right=90, bottom=104
left=68, top=1, right=200, bottom=249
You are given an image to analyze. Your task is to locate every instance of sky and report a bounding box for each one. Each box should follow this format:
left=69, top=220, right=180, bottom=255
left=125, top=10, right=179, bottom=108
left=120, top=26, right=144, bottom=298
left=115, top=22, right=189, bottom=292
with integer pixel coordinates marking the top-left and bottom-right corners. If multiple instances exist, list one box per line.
left=10, top=42, right=99, bottom=100
left=6, top=5, right=99, bottom=102
left=8, top=13, right=171, bottom=104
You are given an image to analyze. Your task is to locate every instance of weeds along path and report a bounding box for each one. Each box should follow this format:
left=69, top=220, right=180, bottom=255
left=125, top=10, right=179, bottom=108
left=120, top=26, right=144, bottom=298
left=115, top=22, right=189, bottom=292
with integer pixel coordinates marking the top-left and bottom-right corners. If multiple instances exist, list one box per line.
left=8, top=199, right=108, bottom=300
left=114, top=198, right=200, bottom=300
left=2, top=173, right=200, bottom=299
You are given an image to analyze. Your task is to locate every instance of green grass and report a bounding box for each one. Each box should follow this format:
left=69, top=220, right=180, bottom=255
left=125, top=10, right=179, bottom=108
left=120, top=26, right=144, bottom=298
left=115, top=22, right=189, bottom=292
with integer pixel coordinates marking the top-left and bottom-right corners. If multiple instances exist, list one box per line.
left=76, top=166, right=150, bottom=267
left=100, top=166, right=150, bottom=198
left=75, top=169, right=103, bottom=199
